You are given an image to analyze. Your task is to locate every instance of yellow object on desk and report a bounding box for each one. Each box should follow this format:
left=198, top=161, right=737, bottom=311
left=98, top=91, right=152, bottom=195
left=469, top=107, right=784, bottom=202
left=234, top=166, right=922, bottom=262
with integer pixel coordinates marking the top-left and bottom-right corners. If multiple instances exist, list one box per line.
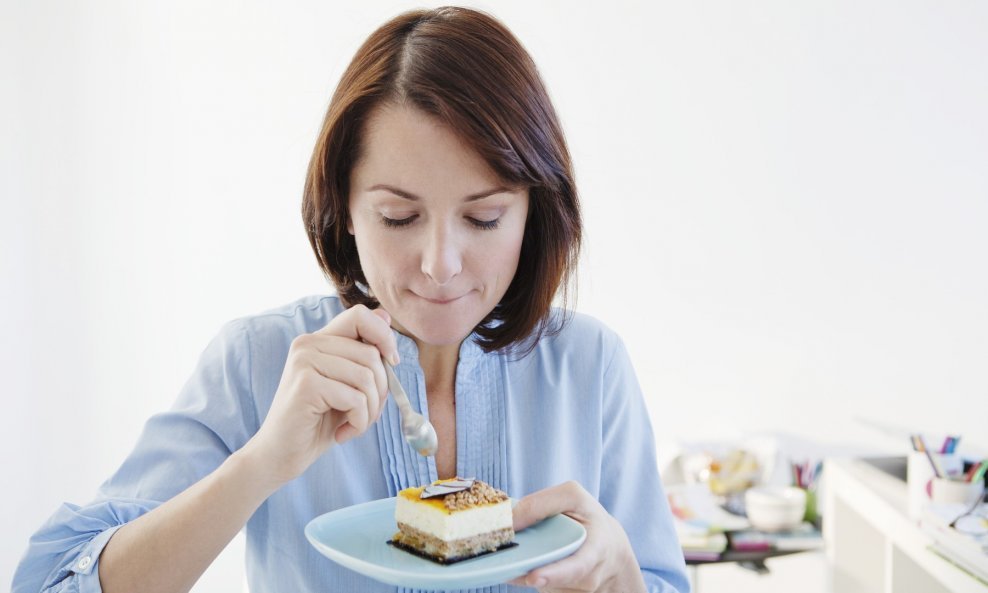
left=707, top=449, right=760, bottom=496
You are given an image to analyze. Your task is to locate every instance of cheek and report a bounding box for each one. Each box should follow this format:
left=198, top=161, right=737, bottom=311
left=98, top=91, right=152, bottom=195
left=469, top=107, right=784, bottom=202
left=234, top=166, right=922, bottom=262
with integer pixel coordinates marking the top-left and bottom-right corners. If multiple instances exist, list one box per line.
left=473, top=228, right=525, bottom=275
left=357, top=237, right=425, bottom=296
left=353, top=226, right=393, bottom=280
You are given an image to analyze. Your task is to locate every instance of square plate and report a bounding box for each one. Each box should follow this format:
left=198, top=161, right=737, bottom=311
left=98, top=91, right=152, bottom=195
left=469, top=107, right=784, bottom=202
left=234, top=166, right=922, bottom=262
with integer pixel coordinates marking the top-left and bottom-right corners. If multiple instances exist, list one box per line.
left=305, top=497, right=586, bottom=589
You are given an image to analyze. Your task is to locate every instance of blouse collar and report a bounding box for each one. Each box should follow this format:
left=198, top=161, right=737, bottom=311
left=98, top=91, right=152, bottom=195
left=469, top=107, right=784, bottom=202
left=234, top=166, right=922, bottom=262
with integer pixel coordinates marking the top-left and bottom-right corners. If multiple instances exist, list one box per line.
left=393, top=329, right=485, bottom=368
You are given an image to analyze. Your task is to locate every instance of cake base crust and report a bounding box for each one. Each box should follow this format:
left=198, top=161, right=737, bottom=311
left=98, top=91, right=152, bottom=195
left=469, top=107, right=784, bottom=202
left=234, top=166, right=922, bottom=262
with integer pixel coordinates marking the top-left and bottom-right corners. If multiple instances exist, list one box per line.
left=389, top=524, right=516, bottom=564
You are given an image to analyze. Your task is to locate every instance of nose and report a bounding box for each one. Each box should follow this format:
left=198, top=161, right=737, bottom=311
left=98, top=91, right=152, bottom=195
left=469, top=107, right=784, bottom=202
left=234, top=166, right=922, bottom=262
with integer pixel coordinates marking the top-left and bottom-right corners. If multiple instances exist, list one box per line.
left=420, top=222, right=462, bottom=286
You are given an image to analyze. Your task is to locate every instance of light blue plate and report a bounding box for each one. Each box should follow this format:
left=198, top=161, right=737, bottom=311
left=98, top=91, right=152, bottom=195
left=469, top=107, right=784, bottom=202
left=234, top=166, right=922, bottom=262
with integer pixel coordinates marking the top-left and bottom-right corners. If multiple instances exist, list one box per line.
left=305, top=497, right=586, bottom=589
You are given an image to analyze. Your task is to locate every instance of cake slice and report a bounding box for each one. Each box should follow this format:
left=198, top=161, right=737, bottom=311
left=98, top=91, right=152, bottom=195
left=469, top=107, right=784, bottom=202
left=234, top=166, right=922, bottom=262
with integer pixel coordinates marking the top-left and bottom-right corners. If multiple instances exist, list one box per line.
left=390, top=477, right=515, bottom=564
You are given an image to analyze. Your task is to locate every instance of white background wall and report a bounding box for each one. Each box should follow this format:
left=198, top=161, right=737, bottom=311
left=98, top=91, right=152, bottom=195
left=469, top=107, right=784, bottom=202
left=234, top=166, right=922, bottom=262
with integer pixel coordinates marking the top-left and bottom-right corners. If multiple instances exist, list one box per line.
left=3, top=1, right=987, bottom=590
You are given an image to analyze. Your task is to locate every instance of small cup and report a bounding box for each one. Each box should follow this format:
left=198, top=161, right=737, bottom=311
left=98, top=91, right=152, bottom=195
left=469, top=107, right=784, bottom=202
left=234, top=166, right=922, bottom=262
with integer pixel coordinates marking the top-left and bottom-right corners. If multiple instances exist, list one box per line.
left=931, top=478, right=983, bottom=505
left=803, top=488, right=818, bottom=524
left=745, top=486, right=806, bottom=531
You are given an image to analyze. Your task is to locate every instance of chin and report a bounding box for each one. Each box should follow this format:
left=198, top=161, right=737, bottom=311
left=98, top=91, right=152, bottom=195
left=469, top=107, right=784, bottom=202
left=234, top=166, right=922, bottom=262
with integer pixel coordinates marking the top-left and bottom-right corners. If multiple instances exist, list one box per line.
left=395, top=299, right=492, bottom=347
left=385, top=290, right=493, bottom=347
left=401, top=317, right=480, bottom=347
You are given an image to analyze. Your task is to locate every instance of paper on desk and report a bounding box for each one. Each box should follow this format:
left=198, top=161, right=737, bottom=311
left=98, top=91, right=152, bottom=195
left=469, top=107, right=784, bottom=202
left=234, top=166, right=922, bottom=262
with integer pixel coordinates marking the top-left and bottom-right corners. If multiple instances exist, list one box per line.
left=919, top=502, right=988, bottom=583
left=921, top=502, right=988, bottom=553
left=666, top=483, right=750, bottom=533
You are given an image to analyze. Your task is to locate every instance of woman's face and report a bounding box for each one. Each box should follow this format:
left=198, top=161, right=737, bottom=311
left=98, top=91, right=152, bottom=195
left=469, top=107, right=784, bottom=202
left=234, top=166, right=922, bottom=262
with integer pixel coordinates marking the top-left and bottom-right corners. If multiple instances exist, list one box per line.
left=348, top=104, right=529, bottom=347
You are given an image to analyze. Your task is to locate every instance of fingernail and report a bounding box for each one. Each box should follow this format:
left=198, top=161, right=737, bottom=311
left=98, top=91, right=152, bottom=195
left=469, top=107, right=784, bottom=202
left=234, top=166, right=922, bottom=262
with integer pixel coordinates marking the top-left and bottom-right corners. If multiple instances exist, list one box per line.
left=391, top=352, right=400, bottom=366
left=531, top=577, right=547, bottom=588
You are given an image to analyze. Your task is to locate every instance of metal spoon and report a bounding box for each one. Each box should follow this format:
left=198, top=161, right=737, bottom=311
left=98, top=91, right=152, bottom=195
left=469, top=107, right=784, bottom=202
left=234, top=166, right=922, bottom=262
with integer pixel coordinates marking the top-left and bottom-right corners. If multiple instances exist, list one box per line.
left=383, top=361, right=439, bottom=457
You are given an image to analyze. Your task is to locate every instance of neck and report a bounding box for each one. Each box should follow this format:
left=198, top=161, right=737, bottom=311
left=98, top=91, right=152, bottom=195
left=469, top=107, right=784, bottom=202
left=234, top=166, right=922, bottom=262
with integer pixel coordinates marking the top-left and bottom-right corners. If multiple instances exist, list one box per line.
left=415, top=340, right=460, bottom=397
left=392, top=320, right=463, bottom=397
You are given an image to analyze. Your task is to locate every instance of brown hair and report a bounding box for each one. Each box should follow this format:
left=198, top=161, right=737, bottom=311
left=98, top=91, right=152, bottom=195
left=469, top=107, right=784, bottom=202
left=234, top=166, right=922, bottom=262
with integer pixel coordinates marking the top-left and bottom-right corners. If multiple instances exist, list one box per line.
left=302, top=6, right=581, bottom=353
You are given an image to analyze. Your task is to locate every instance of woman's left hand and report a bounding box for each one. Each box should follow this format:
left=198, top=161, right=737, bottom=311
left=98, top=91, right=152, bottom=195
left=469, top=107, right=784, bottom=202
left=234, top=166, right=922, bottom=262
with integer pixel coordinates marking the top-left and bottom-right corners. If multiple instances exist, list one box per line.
left=508, top=481, right=646, bottom=592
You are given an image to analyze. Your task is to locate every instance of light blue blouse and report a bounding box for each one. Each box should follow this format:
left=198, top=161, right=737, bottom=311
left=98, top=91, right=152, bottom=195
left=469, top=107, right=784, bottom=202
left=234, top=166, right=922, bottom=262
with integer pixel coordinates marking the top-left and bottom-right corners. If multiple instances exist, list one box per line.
left=13, top=295, right=688, bottom=593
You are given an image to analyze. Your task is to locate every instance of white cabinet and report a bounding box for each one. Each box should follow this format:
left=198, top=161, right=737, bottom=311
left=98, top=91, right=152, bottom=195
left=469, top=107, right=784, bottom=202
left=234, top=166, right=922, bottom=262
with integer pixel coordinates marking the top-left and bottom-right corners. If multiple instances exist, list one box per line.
left=823, top=457, right=986, bottom=593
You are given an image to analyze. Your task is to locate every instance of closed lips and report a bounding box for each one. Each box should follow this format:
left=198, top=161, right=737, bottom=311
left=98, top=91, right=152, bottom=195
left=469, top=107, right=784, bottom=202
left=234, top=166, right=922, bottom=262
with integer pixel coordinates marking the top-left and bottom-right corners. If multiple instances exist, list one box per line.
left=418, top=293, right=465, bottom=304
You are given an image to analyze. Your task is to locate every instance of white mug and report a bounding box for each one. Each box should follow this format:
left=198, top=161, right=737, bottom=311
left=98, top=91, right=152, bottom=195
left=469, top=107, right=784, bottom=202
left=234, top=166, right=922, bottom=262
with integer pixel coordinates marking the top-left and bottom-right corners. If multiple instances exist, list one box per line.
left=931, top=477, right=983, bottom=506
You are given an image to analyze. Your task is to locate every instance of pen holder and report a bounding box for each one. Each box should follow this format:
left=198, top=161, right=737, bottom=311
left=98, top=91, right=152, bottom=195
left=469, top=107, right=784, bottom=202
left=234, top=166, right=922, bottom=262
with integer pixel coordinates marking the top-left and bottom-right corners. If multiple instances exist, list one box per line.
left=907, top=452, right=963, bottom=519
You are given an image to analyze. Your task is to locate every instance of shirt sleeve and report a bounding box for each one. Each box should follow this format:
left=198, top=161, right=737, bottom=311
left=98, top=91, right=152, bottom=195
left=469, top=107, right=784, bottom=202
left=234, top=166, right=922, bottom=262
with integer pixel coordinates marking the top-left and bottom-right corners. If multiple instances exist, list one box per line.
left=599, top=336, right=691, bottom=593
left=12, top=320, right=259, bottom=593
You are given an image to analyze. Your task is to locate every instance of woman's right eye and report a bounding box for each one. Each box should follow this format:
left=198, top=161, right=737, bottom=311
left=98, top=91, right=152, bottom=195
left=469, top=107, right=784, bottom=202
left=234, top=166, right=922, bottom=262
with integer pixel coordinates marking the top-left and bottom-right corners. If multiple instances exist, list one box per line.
left=381, top=215, right=417, bottom=228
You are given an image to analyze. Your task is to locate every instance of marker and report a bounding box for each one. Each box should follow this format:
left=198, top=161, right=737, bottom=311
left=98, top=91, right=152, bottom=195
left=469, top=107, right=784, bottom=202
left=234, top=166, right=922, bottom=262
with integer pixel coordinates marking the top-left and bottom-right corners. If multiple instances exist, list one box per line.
left=969, top=460, right=988, bottom=484
left=947, top=436, right=960, bottom=454
left=940, top=436, right=951, bottom=454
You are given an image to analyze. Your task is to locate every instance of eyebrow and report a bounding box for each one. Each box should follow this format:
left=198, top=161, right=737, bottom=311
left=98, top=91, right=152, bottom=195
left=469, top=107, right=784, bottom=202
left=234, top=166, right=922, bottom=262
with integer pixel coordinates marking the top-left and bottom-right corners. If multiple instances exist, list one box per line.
left=367, top=184, right=511, bottom=202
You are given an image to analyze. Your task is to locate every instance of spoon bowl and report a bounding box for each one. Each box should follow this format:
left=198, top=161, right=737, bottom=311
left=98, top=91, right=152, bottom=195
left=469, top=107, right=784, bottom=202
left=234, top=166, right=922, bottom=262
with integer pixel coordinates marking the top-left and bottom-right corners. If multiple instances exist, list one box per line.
left=384, top=362, right=439, bottom=457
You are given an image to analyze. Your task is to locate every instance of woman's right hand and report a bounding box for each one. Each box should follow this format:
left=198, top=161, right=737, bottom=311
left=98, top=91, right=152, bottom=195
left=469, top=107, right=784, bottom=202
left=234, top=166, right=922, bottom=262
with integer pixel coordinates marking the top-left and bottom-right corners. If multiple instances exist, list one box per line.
left=241, top=304, right=399, bottom=486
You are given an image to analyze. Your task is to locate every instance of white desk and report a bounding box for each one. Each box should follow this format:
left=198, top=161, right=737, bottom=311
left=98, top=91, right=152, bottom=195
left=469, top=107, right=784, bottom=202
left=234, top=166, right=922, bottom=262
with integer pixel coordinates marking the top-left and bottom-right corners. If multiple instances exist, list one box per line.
left=823, top=457, right=987, bottom=593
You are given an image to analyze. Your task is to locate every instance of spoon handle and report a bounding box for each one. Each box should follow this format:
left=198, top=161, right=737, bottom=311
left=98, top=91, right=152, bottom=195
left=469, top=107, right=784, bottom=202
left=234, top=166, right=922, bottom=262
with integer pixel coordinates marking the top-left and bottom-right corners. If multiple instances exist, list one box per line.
left=383, top=361, right=413, bottom=417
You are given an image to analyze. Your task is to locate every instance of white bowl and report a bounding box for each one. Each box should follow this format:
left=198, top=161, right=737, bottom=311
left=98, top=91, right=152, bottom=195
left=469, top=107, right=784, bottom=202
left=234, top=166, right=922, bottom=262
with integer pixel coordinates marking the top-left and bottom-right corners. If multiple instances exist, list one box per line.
left=745, top=486, right=806, bottom=531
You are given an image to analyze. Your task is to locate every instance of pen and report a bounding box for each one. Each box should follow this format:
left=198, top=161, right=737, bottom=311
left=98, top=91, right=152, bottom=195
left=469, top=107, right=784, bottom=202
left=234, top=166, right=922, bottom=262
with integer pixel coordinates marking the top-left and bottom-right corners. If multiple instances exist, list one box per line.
left=940, top=436, right=950, bottom=454
left=918, top=436, right=943, bottom=478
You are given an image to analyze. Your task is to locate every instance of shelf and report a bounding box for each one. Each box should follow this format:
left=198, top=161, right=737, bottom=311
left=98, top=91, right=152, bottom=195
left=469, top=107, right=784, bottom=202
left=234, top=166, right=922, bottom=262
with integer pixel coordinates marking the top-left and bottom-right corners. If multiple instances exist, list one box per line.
left=823, top=458, right=987, bottom=593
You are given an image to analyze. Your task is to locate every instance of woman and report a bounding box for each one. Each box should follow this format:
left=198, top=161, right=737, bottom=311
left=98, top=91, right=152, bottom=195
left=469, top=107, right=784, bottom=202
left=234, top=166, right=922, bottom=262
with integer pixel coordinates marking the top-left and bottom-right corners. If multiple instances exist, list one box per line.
left=13, top=7, right=688, bottom=593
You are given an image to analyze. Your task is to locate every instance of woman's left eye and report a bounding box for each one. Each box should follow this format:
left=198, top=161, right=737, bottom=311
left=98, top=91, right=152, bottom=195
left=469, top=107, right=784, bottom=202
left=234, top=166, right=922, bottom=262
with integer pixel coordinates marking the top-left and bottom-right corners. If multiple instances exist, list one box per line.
left=467, top=217, right=500, bottom=230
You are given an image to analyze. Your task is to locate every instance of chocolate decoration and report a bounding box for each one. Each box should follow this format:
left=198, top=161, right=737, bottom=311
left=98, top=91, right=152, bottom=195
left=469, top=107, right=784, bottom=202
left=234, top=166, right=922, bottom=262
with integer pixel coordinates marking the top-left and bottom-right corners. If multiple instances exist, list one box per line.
left=419, top=478, right=476, bottom=499
left=443, top=479, right=475, bottom=489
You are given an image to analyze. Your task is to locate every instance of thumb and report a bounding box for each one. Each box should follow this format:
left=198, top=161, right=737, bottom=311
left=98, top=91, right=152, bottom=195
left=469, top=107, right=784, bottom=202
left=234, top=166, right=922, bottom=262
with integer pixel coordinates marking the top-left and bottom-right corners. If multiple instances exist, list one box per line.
left=512, top=481, right=592, bottom=532
left=511, top=488, right=562, bottom=532
left=370, top=307, right=399, bottom=365
left=372, top=307, right=392, bottom=325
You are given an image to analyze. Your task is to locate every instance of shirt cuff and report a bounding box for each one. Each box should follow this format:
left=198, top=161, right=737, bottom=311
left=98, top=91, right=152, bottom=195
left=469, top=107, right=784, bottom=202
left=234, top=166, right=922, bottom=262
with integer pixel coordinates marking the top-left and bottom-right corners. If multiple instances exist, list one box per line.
left=60, top=524, right=125, bottom=593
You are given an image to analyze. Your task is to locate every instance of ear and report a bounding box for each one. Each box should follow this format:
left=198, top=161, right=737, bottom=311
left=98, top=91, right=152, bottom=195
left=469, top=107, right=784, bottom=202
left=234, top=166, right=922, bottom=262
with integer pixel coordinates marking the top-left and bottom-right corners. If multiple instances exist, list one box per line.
left=347, top=217, right=354, bottom=235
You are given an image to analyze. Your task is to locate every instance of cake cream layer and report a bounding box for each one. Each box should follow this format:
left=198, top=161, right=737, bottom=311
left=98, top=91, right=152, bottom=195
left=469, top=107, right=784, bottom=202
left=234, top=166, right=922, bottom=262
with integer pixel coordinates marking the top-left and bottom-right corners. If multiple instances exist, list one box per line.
left=395, top=494, right=512, bottom=541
